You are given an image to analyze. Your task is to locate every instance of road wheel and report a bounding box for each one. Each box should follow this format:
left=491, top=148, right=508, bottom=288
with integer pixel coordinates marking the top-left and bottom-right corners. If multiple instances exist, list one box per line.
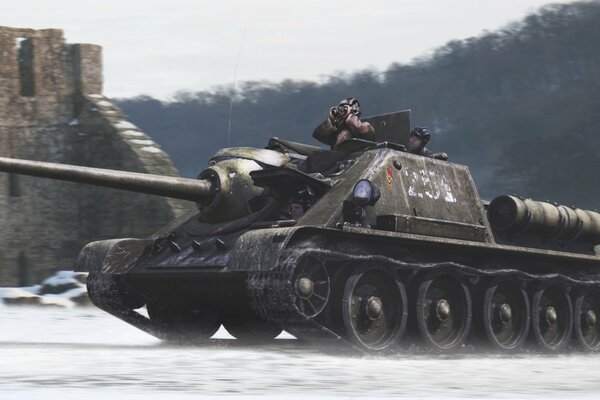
left=223, top=312, right=282, bottom=342
left=341, top=268, right=407, bottom=351
left=531, top=284, right=572, bottom=351
left=482, top=279, right=530, bottom=351
left=147, top=303, right=220, bottom=343
left=573, top=288, right=600, bottom=351
left=416, top=272, right=472, bottom=351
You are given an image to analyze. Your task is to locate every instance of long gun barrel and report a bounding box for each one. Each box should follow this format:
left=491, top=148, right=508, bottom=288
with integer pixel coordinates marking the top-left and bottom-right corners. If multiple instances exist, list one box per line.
left=488, top=195, right=600, bottom=243
left=0, top=156, right=213, bottom=202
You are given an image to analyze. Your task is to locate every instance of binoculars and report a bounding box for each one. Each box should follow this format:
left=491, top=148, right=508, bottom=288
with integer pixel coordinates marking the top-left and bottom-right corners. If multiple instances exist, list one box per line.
left=330, top=105, right=350, bottom=129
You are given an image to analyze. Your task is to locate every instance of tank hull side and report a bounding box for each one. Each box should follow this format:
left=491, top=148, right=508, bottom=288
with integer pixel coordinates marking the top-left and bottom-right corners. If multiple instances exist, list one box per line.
left=86, top=225, right=600, bottom=290
left=83, top=227, right=600, bottom=348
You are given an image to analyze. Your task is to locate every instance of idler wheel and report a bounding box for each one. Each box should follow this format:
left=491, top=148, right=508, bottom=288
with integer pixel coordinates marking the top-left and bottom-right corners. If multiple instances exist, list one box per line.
left=574, top=289, right=600, bottom=351
left=416, top=273, right=472, bottom=351
left=531, top=284, right=572, bottom=351
left=223, top=312, right=282, bottom=342
left=342, top=268, right=407, bottom=351
left=482, top=280, right=530, bottom=352
left=147, top=303, right=221, bottom=342
left=293, top=256, right=330, bottom=318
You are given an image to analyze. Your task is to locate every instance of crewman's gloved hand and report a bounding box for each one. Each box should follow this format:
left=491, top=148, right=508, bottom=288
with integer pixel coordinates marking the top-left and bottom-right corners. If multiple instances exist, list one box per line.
left=328, top=107, right=337, bottom=123
left=345, top=113, right=358, bottom=124
left=433, top=152, right=448, bottom=161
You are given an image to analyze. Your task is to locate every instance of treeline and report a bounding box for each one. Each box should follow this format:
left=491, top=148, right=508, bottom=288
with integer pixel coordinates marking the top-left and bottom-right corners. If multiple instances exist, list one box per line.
left=116, top=1, right=600, bottom=209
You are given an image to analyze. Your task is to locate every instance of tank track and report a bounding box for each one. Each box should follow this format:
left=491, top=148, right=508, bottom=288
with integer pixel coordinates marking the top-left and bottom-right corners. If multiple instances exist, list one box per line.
left=246, top=248, right=600, bottom=351
left=247, top=258, right=341, bottom=341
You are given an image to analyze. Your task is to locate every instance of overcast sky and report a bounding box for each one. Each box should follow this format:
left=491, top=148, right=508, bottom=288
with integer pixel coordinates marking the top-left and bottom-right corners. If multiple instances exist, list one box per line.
left=2, top=0, right=581, bottom=99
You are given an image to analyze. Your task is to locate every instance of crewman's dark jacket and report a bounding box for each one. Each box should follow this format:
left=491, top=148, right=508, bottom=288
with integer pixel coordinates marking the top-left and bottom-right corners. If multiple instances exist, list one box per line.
left=412, top=146, right=434, bottom=157
left=411, top=146, right=448, bottom=161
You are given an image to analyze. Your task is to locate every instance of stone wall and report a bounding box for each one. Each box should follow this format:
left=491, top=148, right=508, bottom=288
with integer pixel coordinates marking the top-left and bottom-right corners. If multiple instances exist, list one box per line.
left=0, top=26, right=190, bottom=286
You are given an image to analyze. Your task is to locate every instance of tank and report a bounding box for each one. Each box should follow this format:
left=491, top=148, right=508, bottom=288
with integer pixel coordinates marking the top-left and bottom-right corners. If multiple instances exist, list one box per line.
left=1, top=109, right=599, bottom=353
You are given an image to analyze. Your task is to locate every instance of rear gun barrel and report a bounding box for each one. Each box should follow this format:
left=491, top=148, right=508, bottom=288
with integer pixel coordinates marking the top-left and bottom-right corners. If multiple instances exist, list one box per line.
left=0, top=156, right=213, bottom=202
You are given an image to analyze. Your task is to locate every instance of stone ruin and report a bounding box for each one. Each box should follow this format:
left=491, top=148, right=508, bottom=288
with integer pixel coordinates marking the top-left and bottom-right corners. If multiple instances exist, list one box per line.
left=0, top=26, right=190, bottom=286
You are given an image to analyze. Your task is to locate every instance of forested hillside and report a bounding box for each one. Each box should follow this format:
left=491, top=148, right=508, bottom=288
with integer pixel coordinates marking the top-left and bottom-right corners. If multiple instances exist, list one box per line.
left=116, top=1, right=600, bottom=208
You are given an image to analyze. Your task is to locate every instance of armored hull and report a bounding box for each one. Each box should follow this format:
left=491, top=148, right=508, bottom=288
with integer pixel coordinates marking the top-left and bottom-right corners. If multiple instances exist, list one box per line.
left=1, top=112, right=599, bottom=353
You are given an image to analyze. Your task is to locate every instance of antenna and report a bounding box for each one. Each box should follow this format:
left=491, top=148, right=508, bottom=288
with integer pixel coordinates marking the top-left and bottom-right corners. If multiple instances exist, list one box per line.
left=227, top=6, right=252, bottom=147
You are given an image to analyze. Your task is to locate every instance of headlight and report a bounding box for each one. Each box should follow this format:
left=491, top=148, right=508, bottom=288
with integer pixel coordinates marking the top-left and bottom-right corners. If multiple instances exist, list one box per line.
left=352, top=179, right=380, bottom=206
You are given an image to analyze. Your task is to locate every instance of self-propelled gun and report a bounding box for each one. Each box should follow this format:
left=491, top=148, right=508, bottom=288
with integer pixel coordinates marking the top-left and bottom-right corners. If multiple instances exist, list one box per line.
left=1, top=110, right=599, bottom=353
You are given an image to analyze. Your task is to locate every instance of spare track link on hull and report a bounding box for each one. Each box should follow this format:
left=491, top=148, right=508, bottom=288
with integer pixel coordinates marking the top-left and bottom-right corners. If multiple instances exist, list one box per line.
left=246, top=249, right=600, bottom=352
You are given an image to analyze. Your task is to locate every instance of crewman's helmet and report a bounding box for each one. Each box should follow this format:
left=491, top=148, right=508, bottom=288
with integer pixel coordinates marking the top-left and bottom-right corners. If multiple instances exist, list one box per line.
left=410, top=127, right=431, bottom=145
left=339, top=98, right=361, bottom=117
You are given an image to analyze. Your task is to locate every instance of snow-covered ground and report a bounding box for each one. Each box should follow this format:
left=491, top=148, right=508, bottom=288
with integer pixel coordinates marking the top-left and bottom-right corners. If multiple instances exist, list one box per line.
left=2, top=273, right=600, bottom=399
left=0, top=271, right=89, bottom=307
left=1, top=306, right=600, bottom=399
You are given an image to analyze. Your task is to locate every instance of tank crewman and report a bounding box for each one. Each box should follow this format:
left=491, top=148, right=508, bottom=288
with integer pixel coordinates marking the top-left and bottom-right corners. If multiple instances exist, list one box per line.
left=409, top=127, right=448, bottom=160
left=313, top=98, right=375, bottom=150
left=289, top=201, right=305, bottom=220
left=288, top=194, right=311, bottom=220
